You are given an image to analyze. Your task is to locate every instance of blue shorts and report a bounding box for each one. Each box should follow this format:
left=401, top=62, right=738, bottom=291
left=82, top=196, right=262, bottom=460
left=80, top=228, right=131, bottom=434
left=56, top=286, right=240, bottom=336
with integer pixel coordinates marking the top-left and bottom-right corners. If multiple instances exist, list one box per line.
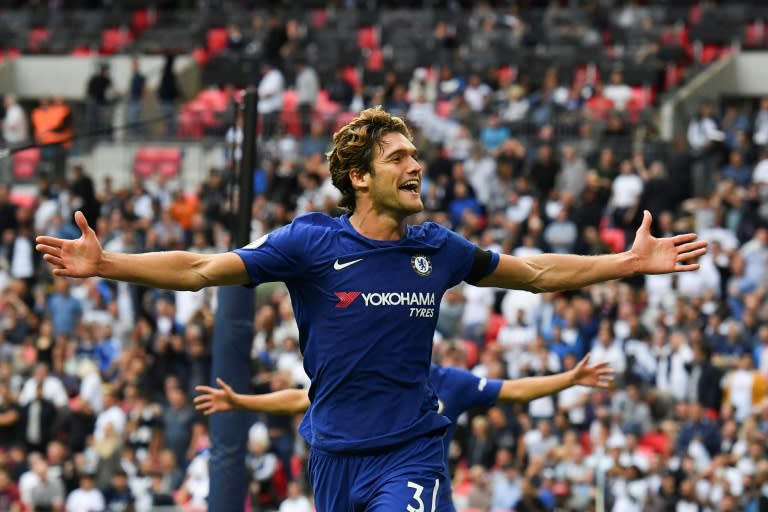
left=309, top=433, right=452, bottom=512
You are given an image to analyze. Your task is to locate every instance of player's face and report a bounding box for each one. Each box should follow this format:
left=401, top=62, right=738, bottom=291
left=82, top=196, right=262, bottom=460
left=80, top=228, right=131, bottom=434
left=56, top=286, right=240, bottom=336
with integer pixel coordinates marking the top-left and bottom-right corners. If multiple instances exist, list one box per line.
left=366, top=131, right=423, bottom=217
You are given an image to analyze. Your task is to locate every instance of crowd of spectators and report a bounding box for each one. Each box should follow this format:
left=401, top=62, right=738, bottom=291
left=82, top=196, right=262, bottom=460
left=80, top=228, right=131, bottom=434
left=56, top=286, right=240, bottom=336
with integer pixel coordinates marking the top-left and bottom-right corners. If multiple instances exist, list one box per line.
left=1, top=2, right=768, bottom=512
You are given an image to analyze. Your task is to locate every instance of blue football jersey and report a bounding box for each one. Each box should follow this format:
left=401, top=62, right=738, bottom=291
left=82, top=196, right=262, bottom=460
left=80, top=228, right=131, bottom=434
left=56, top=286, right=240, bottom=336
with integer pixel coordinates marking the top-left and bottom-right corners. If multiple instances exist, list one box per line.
left=429, top=365, right=503, bottom=449
left=235, top=212, right=498, bottom=453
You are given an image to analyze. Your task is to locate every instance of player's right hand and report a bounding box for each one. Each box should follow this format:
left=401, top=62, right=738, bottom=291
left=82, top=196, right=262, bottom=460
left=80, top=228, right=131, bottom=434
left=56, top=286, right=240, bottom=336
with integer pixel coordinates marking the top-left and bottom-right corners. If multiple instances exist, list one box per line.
left=36, top=210, right=103, bottom=278
left=194, top=377, right=238, bottom=415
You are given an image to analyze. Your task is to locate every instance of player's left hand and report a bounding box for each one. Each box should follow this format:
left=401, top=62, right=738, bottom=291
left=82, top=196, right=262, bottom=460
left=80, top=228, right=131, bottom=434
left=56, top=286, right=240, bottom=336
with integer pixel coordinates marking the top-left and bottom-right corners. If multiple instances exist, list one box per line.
left=194, top=377, right=239, bottom=415
left=571, top=354, right=614, bottom=389
left=629, top=210, right=708, bottom=274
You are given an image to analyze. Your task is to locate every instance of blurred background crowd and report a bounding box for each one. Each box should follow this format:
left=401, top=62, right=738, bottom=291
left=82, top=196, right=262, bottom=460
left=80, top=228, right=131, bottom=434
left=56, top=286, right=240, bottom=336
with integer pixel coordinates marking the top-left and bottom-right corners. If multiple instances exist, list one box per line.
left=2, top=0, right=768, bottom=511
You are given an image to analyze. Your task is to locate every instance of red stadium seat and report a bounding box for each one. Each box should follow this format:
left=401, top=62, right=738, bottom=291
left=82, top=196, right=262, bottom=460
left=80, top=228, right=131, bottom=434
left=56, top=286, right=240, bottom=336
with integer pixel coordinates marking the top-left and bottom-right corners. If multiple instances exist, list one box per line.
left=133, top=147, right=182, bottom=178
left=357, top=26, right=378, bottom=50
left=462, top=339, right=479, bottom=367
left=71, top=46, right=95, bottom=57
left=745, top=21, right=765, bottom=48
left=639, top=432, right=671, bottom=455
left=13, top=148, right=40, bottom=181
left=10, top=192, right=36, bottom=209
left=311, top=8, right=328, bottom=29
left=132, top=9, right=151, bottom=33
left=27, top=27, right=50, bottom=51
left=198, top=89, right=229, bottom=112
left=191, top=47, right=209, bottom=66
left=101, top=28, right=133, bottom=54
left=366, top=48, right=384, bottom=71
left=342, top=66, right=360, bottom=90
left=484, top=313, right=506, bottom=346
left=599, top=227, right=625, bottom=253
left=207, top=28, right=228, bottom=54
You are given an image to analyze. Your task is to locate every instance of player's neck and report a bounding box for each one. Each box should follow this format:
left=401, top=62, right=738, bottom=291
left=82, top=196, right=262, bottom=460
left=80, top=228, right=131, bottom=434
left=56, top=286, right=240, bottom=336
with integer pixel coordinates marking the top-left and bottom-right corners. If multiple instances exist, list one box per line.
left=348, top=208, right=405, bottom=241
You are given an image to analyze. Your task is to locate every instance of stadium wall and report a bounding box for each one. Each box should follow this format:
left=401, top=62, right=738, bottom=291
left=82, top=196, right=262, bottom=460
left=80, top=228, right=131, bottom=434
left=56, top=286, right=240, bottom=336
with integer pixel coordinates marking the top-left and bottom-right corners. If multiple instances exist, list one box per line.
left=8, top=54, right=198, bottom=100
left=661, top=51, right=768, bottom=141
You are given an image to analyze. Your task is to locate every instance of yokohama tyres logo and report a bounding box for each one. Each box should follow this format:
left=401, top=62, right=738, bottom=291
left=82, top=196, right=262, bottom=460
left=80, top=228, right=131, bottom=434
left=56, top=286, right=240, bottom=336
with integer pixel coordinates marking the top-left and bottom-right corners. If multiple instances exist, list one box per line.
left=335, top=291, right=362, bottom=309
left=335, top=291, right=436, bottom=308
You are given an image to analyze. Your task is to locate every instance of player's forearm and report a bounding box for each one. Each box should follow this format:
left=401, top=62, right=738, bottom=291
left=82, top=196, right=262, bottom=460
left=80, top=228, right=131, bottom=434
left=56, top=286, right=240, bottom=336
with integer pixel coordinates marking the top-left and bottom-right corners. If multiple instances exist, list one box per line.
left=233, top=389, right=310, bottom=415
left=98, top=250, right=219, bottom=291
left=498, top=371, right=576, bottom=402
left=520, top=252, right=639, bottom=292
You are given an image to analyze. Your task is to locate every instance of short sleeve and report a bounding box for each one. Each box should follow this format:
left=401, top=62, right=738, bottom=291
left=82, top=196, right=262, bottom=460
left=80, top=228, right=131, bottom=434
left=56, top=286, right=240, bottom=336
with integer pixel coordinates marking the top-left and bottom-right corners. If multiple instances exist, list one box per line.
left=442, top=229, right=500, bottom=287
left=443, top=367, right=503, bottom=412
left=233, top=222, right=314, bottom=285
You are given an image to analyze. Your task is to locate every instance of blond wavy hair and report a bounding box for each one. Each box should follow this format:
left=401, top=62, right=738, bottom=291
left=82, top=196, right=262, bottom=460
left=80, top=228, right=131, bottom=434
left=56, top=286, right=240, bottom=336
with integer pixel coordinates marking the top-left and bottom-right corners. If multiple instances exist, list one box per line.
left=326, top=106, right=412, bottom=211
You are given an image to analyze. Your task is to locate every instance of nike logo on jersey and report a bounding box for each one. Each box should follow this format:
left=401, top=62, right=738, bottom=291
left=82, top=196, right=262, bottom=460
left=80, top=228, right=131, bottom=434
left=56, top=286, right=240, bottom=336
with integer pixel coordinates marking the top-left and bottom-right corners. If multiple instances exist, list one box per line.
left=333, top=258, right=363, bottom=270
left=478, top=378, right=487, bottom=391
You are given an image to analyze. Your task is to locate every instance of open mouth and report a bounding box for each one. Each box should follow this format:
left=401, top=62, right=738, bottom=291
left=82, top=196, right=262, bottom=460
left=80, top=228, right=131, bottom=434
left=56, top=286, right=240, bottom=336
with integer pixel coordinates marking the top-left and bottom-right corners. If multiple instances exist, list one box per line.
left=399, top=179, right=420, bottom=194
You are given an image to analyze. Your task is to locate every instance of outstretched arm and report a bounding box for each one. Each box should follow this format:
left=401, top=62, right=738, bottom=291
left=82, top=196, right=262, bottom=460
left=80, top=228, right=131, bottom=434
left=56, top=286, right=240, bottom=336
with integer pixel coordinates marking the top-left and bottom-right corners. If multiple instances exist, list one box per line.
left=194, top=378, right=310, bottom=415
left=477, top=211, right=707, bottom=292
left=498, top=355, right=613, bottom=402
left=36, top=211, right=249, bottom=291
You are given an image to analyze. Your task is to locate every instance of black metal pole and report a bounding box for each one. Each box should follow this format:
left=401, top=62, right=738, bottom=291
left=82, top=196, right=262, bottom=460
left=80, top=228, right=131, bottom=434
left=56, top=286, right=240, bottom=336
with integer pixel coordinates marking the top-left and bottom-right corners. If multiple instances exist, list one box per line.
left=209, top=87, right=258, bottom=512
left=236, top=87, right=258, bottom=247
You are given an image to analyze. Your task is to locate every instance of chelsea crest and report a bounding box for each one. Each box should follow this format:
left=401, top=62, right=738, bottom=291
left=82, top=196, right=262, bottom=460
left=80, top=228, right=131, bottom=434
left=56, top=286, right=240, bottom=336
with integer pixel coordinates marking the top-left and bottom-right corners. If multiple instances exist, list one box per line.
left=411, top=254, right=432, bottom=277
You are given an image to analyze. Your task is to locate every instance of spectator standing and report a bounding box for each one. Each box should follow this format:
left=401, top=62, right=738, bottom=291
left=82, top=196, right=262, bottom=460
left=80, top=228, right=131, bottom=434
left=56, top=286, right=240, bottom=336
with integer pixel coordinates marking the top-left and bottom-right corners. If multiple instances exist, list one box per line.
left=45, top=278, right=82, bottom=338
left=687, top=101, right=724, bottom=198
left=294, top=59, right=319, bottom=136
left=126, top=57, right=146, bottom=137
left=23, top=458, right=65, bottom=512
left=157, top=55, right=181, bottom=137
left=258, top=61, right=285, bottom=140
left=85, top=63, right=113, bottom=141
left=2, top=94, right=29, bottom=147
left=0, top=382, right=21, bottom=450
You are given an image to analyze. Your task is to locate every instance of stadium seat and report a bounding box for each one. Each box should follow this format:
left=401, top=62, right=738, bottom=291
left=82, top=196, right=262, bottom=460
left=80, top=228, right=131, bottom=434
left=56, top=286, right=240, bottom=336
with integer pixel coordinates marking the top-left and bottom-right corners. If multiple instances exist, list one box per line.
left=12, top=148, right=41, bottom=181
left=366, top=48, right=384, bottom=71
left=639, top=432, right=671, bottom=455
left=10, top=192, right=36, bottom=209
left=101, top=28, right=133, bottom=54
left=357, top=26, right=378, bottom=50
left=462, top=339, right=479, bottom=367
left=133, top=147, right=182, bottom=178
left=206, top=28, right=228, bottom=54
left=27, top=27, right=50, bottom=51
left=131, top=9, right=151, bottom=34
left=191, top=47, right=209, bottom=66
left=745, top=21, right=765, bottom=48
left=484, top=313, right=506, bottom=346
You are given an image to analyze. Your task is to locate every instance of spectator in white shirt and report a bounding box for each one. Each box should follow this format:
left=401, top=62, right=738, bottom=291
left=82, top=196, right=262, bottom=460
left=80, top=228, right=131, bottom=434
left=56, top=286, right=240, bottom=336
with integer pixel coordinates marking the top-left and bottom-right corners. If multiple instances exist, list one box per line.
left=603, top=70, right=633, bottom=112
left=94, top=388, right=127, bottom=442
left=18, top=363, right=68, bottom=409
left=258, top=61, right=285, bottom=139
left=464, top=73, right=492, bottom=113
left=65, top=473, right=105, bottom=512
left=655, top=331, right=693, bottom=402
left=294, top=59, right=319, bottom=135
left=2, top=94, right=29, bottom=145
left=590, top=320, right=627, bottom=376
left=279, top=481, right=312, bottom=512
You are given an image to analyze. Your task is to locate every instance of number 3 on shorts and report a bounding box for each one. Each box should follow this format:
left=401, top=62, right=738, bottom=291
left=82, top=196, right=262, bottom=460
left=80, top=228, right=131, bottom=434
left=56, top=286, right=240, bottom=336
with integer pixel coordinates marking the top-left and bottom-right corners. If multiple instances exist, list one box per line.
left=406, top=479, right=439, bottom=512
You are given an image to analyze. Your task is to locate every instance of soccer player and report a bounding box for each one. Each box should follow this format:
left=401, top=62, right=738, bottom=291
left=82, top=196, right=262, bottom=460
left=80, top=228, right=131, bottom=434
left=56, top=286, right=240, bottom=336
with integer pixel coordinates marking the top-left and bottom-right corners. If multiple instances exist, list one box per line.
left=36, top=107, right=706, bottom=511
left=194, top=355, right=614, bottom=511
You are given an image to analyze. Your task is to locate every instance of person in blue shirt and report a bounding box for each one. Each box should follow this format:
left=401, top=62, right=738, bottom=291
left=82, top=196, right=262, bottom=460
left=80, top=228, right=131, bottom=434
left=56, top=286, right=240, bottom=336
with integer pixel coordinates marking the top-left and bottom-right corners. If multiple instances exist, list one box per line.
left=36, top=106, right=706, bottom=511
left=193, top=354, right=613, bottom=511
